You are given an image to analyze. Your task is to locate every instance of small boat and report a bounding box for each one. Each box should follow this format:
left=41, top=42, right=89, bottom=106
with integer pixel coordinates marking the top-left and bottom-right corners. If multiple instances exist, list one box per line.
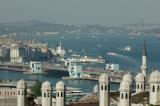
left=123, top=46, right=131, bottom=52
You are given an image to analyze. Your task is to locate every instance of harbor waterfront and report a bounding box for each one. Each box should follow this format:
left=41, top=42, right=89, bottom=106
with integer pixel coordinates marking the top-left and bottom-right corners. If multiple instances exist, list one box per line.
left=0, top=34, right=159, bottom=93
left=0, top=69, right=119, bottom=92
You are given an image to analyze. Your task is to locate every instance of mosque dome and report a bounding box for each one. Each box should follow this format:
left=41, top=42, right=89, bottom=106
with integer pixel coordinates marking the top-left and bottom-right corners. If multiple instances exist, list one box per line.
left=99, top=73, right=109, bottom=84
left=41, top=81, right=52, bottom=90
left=56, top=81, right=65, bottom=91
left=122, top=73, right=132, bottom=84
left=119, top=81, right=130, bottom=92
left=135, top=73, right=145, bottom=83
left=17, top=79, right=26, bottom=89
left=149, top=70, right=160, bottom=83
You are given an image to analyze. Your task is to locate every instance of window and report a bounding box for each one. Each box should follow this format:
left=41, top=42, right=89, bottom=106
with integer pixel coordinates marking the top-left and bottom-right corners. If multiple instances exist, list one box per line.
left=105, top=85, right=107, bottom=90
left=157, top=86, right=160, bottom=92
left=44, top=92, right=46, bottom=97
left=121, top=93, right=123, bottom=99
left=101, top=85, right=103, bottom=90
left=61, top=92, right=63, bottom=97
left=125, top=93, right=128, bottom=99
left=48, top=92, right=50, bottom=97
left=141, top=84, right=143, bottom=89
left=18, top=91, right=20, bottom=95
left=153, top=85, right=155, bottom=92
left=137, top=84, right=139, bottom=89
left=21, top=90, right=24, bottom=95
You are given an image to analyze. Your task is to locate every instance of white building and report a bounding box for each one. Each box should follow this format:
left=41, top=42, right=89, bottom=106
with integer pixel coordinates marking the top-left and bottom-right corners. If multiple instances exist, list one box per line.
left=56, top=81, right=65, bottom=106
left=10, top=47, right=23, bottom=63
left=41, top=81, right=52, bottom=106
left=99, top=73, right=109, bottom=106
left=135, top=73, right=145, bottom=93
left=119, top=81, right=131, bottom=106
left=149, top=70, right=160, bottom=105
left=30, top=61, right=42, bottom=74
left=17, top=79, right=27, bottom=106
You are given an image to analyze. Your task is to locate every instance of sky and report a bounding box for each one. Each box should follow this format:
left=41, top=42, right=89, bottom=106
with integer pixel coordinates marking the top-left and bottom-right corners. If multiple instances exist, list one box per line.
left=0, top=0, right=160, bottom=25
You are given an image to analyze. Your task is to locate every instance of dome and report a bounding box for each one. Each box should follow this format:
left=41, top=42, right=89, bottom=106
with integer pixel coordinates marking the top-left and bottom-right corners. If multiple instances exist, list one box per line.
left=122, top=73, right=132, bottom=84
left=119, top=81, right=130, bottom=92
left=135, top=73, right=145, bottom=83
left=99, top=73, right=109, bottom=84
left=17, top=79, right=26, bottom=89
left=56, top=81, right=65, bottom=91
left=149, top=70, right=160, bottom=83
left=41, top=81, right=52, bottom=90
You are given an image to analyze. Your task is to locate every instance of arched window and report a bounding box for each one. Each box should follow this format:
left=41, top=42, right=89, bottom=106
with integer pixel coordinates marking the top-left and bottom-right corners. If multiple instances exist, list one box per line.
left=105, top=85, right=107, bottom=90
left=125, top=93, right=128, bottom=99
left=121, top=93, right=123, bottom=99
left=44, top=92, right=46, bottom=97
left=61, top=92, right=63, bottom=97
left=21, top=90, right=24, bottom=95
left=157, top=86, right=160, bottom=92
left=101, top=85, right=103, bottom=90
left=153, top=85, right=155, bottom=92
left=141, top=84, right=143, bottom=89
left=137, top=84, right=139, bottom=89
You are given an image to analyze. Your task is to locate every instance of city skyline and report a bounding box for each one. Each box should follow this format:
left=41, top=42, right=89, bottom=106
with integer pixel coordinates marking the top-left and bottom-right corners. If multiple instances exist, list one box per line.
left=0, top=0, right=160, bottom=25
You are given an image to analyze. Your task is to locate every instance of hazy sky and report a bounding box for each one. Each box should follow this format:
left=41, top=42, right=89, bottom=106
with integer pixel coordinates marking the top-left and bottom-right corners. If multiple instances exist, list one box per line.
left=0, top=0, right=160, bottom=25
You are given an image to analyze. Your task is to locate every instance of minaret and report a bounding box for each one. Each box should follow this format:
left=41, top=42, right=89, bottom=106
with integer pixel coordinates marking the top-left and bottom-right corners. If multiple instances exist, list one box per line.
left=56, top=81, right=65, bottom=106
left=60, top=41, right=62, bottom=49
left=99, top=73, right=109, bottom=106
left=41, top=81, right=52, bottom=106
left=135, top=73, right=145, bottom=93
left=141, top=40, right=147, bottom=78
left=119, top=81, right=131, bottom=106
left=17, top=79, right=27, bottom=106
left=149, top=70, right=160, bottom=105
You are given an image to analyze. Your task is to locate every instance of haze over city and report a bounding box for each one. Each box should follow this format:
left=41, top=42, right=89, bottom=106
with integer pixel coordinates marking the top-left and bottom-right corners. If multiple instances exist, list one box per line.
left=0, top=0, right=160, bottom=25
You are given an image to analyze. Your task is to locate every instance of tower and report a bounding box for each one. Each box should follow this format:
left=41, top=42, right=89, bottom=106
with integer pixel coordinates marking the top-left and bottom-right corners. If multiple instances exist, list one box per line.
left=149, top=70, right=160, bottom=105
left=119, top=81, right=131, bottom=106
left=141, top=40, right=147, bottom=78
left=56, top=81, right=65, bottom=106
left=99, top=73, right=109, bottom=106
left=135, top=73, right=145, bottom=93
left=41, top=81, right=52, bottom=106
left=122, top=73, right=132, bottom=86
left=17, top=79, right=27, bottom=106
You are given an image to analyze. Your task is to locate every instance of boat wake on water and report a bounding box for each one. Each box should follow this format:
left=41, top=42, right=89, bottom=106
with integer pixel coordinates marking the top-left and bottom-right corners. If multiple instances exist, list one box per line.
left=107, top=52, right=138, bottom=64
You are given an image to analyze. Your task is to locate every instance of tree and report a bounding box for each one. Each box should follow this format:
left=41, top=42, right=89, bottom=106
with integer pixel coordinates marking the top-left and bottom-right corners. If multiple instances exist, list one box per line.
left=31, top=82, right=42, bottom=98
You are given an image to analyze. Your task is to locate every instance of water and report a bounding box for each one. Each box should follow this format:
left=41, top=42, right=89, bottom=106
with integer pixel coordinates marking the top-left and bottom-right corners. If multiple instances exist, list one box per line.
left=4, top=34, right=160, bottom=92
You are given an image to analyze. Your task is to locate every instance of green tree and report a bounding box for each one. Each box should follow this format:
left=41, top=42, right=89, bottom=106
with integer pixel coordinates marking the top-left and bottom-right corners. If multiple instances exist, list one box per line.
left=31, top=82, right=42, bottom=98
